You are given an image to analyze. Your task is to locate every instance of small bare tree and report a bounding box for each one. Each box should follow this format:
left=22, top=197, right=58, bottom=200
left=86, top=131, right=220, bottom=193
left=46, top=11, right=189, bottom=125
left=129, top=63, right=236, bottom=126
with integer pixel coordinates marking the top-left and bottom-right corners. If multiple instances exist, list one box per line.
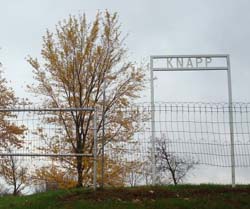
left=0, top=149, right=29, bottom=195
left=126, top=162, right=143, bottom=187
left=156, top=138, right=197, bottom=185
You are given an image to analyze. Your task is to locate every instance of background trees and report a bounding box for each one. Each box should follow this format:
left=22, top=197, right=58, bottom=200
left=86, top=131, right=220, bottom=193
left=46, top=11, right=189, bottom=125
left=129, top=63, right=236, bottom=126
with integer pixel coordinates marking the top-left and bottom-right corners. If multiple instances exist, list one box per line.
left=0, top=67, right=28, bottom=195
left=0, top=150, right=29, bottom=196
left=27, top=11, right=145, bottom=187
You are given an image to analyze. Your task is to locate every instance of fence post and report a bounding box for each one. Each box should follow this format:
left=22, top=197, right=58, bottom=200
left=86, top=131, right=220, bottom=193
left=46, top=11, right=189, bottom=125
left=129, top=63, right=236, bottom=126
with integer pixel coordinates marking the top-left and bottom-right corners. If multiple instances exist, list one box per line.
left=101, top=81, right=106, bottom=189
left=150, top=57, right=156, bottom=185
left=93, top=110, right=97, bottom=190
left=226, top=55, right=236, bottom=188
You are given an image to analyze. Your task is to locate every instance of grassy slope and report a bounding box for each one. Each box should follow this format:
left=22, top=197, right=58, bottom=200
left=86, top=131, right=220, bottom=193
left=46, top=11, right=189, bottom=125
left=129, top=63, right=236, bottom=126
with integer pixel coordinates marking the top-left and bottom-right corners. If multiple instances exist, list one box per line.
left=0, top=185, right=250, bottom=209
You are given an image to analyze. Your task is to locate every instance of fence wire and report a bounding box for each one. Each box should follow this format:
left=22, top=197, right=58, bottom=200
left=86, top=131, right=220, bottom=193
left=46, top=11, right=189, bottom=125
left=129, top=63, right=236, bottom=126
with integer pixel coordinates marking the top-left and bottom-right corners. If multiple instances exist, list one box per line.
left=1, top=103, right=250, bottom=191
left=103, top=102, right=250, bottom=185
left=0, top=107, right=97, bottom=193
left=0, top=107, right=95, bottom=157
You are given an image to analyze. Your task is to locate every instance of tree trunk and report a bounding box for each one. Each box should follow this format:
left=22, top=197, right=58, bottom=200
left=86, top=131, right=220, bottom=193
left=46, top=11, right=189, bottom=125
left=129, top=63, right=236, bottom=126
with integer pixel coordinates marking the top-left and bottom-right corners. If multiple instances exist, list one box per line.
left=76, top=156, right=83, bottom=187
left=13, top=185, right=18, bottom=196
left=75, top=121, right=84, bottom=188
left=170, top=170, right=177, bottom=185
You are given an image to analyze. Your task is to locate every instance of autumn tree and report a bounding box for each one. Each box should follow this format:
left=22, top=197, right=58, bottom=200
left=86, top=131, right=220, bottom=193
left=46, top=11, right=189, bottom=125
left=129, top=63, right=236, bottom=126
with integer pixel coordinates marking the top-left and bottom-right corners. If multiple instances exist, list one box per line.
left=0, top=68, right=27, bottom=195
left=156, top=136, right=197, bottom=185
left=0, top=149, right=29, bottom=195
left=27, top=11, right=145, bottom=187
left=33, top=156, right=128, bottom=189
left=34, top=163, right=77, bottom=190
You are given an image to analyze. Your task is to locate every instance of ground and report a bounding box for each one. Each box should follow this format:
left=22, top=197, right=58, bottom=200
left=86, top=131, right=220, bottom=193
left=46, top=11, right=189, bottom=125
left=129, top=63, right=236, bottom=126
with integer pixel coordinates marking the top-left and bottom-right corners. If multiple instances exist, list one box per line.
left=0, top=185, right=250, bottom=209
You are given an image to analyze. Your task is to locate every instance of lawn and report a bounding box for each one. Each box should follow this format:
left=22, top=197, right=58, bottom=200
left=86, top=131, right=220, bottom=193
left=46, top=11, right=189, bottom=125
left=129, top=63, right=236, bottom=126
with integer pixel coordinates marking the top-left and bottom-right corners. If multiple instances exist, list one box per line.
left=0, top=185, right=250, bottom=209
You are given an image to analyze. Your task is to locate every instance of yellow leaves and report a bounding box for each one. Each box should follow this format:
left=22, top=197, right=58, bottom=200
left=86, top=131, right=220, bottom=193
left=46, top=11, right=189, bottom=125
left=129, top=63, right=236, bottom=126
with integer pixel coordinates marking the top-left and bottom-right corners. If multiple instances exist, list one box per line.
left=27, top=57, right=40, bottom=71
left=96, top=156, right=126, bottom=187
left=106, top=74, right=117, bottom=80
left=6, top=123, right=26, bottom=135
left=104, top=23, right=111, bottom=40
left=0, top=72, right=26, bottom=149
left=120, top=98, right=129, bottom=106
left=26, top=10, right=146, bottom=188
left=35, top=165, right=77, bottom=189
left=0, top=71, right=27, bottom=193
left=84, top=16, right=100, bottom=58
left=27, top=10, right=145, bottom=112
left=103, top=11, right=118, bottom=41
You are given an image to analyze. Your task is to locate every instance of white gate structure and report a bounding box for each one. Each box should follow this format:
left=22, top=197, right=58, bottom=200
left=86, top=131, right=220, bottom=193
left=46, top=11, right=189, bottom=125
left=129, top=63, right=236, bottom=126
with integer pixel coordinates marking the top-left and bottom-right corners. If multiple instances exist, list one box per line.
left=0, top=107, right=98, bottom=190
left=150, top=55, right=235, bottom=187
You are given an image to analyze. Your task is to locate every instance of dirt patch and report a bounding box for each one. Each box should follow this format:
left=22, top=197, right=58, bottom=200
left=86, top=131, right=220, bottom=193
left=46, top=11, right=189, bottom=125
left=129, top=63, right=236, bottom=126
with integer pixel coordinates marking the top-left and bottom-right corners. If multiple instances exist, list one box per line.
left=59, top=187, right=250, bottom=203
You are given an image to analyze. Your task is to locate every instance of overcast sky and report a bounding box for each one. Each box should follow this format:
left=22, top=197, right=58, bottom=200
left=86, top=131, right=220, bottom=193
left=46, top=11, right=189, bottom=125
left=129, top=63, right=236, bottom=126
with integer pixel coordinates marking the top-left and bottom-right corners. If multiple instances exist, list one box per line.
left=1, top=0, right=250, bottom=102
left=1, top=0, right=250, bottom=184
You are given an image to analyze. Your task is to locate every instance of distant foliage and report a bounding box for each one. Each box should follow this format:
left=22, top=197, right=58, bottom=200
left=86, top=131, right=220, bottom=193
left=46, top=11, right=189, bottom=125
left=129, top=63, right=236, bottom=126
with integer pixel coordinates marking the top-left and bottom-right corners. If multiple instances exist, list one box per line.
left=0, top=68, right=28, bottom=195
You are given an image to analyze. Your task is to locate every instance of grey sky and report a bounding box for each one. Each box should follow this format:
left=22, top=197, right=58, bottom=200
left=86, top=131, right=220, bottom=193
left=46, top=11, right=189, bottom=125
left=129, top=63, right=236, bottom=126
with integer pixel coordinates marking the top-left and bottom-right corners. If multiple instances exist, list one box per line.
left=1, top=0, right=250, bottom=184
left=0, top=0, right=250, bottom=102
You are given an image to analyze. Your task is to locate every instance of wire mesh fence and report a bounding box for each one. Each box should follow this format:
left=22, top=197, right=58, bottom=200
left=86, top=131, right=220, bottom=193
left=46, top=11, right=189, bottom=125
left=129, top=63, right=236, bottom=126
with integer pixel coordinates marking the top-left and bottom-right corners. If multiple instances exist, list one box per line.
left=1, top=103, right=250, bottom=194
left=104, top=102, right=250, bottom=186
left=0, top=107, right=98, bottom=194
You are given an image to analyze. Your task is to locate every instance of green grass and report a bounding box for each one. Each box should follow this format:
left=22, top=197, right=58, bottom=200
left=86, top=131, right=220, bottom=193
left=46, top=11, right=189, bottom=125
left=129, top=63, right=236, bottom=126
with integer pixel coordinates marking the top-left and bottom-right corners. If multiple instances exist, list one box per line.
left=0, top=185, right=250, bottom=209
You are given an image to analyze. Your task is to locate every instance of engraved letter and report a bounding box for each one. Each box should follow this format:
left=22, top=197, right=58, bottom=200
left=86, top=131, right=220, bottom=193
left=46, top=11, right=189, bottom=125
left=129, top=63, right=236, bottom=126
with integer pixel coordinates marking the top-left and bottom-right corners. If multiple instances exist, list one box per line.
left=205, top=57, right=212, bottom=67
left=177, top=58, right=183, bottom=68
left=167, top=58, right=173, bottom=69
left=196, top=57, right=203, bottom=68
left=186, top=58, right=193, bottom=68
